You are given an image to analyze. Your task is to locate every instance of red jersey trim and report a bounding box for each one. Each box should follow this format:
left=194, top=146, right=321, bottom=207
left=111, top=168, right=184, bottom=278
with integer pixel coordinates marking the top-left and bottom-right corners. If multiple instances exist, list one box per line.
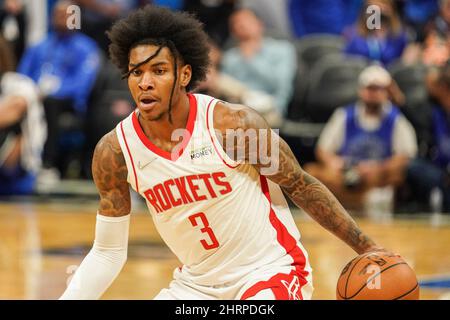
left=120, top=122, right=139, bottom=194
left=131, top=93, right=197, bottom=161
left=205, top=98, right=240, bottom=169
left=240, top=176, right=310, bottom=300
left=240, top=270, right=304, bottom=300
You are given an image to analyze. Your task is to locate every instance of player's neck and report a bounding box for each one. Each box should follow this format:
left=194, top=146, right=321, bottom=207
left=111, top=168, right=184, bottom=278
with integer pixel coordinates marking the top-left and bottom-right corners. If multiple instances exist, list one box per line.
left=139, top=93, right=191, bottom=143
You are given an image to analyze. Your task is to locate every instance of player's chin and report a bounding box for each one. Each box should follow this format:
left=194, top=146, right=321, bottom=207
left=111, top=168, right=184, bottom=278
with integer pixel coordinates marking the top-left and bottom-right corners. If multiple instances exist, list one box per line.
left=139, top=108, right=165, bottom=121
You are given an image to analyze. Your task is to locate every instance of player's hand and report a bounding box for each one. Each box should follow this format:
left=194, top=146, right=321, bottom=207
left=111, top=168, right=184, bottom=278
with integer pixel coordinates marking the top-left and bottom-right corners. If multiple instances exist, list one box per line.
left=360, top=245, right=389, bottom=255
left=360, top=246, right=401, bottom=259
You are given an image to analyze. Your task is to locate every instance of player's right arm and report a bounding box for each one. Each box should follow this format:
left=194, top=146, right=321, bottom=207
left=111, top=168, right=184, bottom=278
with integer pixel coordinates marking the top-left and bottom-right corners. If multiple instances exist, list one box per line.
left=60, top=130, right=131, bottom=300
left=213, top=102, right=384, bottom=255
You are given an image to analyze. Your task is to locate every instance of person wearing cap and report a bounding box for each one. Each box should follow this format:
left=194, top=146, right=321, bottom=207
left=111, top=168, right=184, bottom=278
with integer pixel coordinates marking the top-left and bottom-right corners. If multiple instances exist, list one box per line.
left=305, top=65, right=418, bottom=211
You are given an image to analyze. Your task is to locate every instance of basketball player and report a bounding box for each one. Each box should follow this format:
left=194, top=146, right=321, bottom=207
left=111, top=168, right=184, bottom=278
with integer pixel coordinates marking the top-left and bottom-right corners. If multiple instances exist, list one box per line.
left=60, top=6, right=385, bottom=300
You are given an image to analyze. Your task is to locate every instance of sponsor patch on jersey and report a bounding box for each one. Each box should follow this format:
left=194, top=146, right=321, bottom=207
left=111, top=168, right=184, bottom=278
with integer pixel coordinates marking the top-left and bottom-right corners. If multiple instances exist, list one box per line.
left=190, top=146, right=214, bottom=160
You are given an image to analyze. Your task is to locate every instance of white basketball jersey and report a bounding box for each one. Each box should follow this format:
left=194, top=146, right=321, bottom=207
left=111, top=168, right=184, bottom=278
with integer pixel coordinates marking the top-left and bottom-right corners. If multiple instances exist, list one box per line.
left=116, top=93, right=311, bottom=286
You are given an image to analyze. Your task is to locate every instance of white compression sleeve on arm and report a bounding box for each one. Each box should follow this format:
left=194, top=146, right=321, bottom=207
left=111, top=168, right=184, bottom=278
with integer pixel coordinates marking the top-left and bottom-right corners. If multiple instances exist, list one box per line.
left=59, top=213, right=130, bottom=300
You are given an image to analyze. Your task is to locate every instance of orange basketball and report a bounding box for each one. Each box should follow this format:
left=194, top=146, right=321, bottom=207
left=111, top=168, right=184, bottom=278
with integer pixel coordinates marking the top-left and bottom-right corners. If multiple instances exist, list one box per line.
left=336, top=251, right=420, bottom=300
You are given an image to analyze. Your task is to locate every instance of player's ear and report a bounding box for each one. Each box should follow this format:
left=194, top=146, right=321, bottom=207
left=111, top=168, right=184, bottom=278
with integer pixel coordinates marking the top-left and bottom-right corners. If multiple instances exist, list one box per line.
left=180, top=64, right=192, bottom=87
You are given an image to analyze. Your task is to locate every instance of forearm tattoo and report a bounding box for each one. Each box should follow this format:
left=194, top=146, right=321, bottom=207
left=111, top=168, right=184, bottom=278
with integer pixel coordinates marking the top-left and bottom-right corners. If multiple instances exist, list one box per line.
left=215, top=103, right=377, bottom=253
left=269, top=139, right=376, bottom=254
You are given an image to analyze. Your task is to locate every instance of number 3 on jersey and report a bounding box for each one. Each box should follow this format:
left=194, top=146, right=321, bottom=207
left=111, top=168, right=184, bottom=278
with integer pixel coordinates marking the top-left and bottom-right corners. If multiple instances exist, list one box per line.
left=188, top=212, right=220, bottom=250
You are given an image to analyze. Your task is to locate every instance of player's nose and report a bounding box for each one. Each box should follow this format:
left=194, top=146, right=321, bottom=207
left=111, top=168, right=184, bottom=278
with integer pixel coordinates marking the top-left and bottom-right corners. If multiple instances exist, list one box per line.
left=138, top=72, right=154, bottom=91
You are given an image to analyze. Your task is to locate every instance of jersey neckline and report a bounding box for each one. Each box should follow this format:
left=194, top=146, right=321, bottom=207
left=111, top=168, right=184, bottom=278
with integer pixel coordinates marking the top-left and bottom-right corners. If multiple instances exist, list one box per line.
left=131, top=93, right=198, bottom=162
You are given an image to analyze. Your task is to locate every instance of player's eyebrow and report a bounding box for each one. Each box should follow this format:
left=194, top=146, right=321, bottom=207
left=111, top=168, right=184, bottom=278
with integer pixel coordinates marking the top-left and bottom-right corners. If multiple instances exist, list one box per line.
left=123, top=45, right=164, bottom=79
left=129, top=61, right=169, bottom=68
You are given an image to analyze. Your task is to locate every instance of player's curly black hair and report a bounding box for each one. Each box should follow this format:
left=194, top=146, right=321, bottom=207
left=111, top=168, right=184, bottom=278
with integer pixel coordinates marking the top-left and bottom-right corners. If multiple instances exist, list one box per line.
left=107, top=5, right=210, bottom=92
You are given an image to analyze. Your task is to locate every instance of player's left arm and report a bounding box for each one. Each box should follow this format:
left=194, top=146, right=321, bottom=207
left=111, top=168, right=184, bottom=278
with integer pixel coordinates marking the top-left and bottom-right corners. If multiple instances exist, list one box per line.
left=215, top=102, right=384, bottom=255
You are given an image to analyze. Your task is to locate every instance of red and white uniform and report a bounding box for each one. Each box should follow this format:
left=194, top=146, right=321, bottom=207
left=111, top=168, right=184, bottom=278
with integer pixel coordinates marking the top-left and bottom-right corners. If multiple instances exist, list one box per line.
left=116, top=93, right=313, bottom=300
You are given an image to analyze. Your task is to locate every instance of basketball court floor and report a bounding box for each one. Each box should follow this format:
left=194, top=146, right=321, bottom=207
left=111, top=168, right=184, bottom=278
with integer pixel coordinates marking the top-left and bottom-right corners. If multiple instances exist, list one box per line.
left=1, top=191, right=449, bottom=300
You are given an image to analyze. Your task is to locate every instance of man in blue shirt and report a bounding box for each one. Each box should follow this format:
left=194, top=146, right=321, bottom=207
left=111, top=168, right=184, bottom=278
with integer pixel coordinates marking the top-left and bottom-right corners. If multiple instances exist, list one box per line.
left=305, top=65, right=417, bottom=211
left=344, top=0, right=409, bottom=67
left=407, top=63, right=450, bottom=212
left=221, top=8, right=297, bottom=122
left=18, top=0, right=100, bottom=181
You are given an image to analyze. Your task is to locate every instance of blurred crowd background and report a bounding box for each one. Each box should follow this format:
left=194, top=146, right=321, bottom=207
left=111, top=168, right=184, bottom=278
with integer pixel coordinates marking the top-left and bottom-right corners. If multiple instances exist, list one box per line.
left=1, top=0, right=450, bottom=216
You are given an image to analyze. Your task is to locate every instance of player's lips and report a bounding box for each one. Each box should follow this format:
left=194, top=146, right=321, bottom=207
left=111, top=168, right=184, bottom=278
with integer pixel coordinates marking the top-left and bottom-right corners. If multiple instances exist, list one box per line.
left=139, top=96, right=158, bottom=110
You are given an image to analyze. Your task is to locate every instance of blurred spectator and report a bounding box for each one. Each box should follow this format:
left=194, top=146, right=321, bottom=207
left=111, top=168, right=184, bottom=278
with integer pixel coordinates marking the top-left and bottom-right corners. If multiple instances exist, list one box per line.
left=289, top=0, right=362, bottom=38
left=427, top=0, right=450, bottom=39
left=344, top=0, right=409, bottom=66
left=0, top=35, right=46, bottom=195
left=0, top=0, right=26, bottom=61
left=239, top=0, right=292, bottom=39
left=196, top=40, right=282, bottom=127
left=423, top=0, right=450, bottom=66
left=183, top=0, right=236, bottom=48
left=406, top=63, right=450, bottom=212
left=403, top=0, right=450, bottom=67
left=17, top=0, right=100, bottom=183
left=221, top=8, right=297, bottom=120
left=73, top=0, right=139, bottom=53
left=305, top=65, right=417, bottom=211
left=400, top=0, right=439, bottom=42
left=421, top=31, right=450, bottom=67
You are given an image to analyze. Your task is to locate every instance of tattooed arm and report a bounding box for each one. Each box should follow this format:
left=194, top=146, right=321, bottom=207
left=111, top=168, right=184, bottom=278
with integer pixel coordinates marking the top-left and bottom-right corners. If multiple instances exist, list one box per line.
left=92, top=130, right=131, bottom=216
left=213, top=102, right=383, bottom=254
left=60, top=130, right=131, bottom=299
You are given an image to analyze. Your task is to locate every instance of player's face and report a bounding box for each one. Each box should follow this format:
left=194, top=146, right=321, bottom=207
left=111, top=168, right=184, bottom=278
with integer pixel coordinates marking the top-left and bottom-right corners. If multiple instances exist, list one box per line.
left=127, top=44, right=189, bottom=121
